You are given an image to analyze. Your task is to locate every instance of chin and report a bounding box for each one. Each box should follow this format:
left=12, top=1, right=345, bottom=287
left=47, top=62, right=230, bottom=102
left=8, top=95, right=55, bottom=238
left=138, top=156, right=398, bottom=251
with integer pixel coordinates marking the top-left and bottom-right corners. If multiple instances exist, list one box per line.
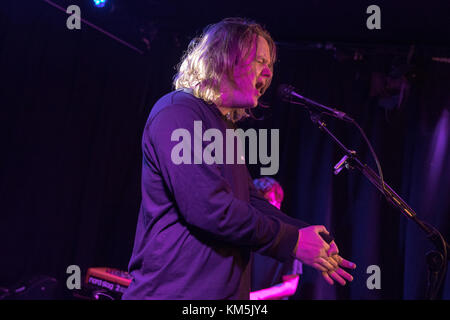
left=249, top=96, right=259, bottom=108
left=231, top=93, right=259, bottom=108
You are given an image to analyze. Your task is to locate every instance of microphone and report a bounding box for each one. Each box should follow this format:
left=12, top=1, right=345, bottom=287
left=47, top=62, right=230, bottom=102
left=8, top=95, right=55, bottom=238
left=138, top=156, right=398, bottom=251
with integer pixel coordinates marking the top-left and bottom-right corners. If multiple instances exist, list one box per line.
left=277, top=84, right=354, bottom=122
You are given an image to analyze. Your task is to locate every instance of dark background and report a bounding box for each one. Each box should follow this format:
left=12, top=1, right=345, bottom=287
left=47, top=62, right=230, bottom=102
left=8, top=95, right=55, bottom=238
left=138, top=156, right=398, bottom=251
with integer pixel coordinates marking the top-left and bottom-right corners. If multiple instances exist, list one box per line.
left=0, top=0, right=449, bottom=299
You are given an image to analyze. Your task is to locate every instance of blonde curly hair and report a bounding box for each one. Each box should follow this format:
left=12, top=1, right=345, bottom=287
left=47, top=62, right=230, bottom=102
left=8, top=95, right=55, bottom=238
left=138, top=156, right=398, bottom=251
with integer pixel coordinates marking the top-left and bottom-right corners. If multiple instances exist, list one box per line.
left=173, top=17, right=276, bottom=121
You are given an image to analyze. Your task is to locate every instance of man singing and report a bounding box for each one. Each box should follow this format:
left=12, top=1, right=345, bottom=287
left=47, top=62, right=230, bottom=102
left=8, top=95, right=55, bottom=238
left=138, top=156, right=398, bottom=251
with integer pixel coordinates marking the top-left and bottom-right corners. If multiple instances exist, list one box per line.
left=123, top=17, right=355, bottom=300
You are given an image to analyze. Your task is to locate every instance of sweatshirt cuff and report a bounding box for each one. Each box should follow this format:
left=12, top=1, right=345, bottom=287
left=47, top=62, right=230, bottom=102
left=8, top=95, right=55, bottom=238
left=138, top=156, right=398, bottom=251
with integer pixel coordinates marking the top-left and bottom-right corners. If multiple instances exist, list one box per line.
left=272, top=222, right=300, bottom=262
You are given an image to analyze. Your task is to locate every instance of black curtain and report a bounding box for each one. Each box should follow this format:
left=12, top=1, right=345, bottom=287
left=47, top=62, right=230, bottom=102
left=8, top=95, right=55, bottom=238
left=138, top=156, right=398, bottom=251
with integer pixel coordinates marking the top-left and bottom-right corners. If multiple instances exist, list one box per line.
left=245, top=44, right=450, bottom=299
left=1, top=1, right=449, bottom=299
left=0, top=1, right=185, bottom=298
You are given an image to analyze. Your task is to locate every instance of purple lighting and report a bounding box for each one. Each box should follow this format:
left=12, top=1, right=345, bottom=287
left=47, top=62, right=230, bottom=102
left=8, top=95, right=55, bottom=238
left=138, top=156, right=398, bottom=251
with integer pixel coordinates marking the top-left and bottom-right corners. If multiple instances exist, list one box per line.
left=425, top=109, right=449, bottom=205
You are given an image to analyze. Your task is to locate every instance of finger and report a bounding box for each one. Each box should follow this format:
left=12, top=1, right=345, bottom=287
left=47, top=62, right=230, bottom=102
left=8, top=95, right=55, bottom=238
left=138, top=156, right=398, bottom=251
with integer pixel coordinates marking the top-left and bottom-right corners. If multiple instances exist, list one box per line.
left=329, top=271, right=346, bottom=286
left=338, top=257, right=356, bottom=269
left=330, top=254, right=356, bottom=270
left=328, top=254, right=341, bottom=268
left=327, top=241, right=339, bottom=256
left=335, top=267, right=354, bottom=282
left=316, top=227, right=331, bottom=248
left=315, top=225, right=329, bottom=235
left=312, top=263, right=328, bottom=272
left=322, top=272, right=334, bottom=285
left=317, top=257, right=337, bottom=271
left=326, top=256, right=339, bottom=269
left=319, top=241, right=331, bottom=253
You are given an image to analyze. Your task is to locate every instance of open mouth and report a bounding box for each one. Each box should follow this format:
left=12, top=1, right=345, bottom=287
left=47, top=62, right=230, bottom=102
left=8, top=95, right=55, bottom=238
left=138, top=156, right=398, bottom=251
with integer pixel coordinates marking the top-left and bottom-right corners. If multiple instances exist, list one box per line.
left=255, top=81, right=264, bottom=95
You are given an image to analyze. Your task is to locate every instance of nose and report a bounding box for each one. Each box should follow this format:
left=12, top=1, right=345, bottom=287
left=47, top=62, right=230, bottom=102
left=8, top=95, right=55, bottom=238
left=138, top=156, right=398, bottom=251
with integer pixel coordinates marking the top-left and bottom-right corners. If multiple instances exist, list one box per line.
left=261, top=65, right=272, bottom=78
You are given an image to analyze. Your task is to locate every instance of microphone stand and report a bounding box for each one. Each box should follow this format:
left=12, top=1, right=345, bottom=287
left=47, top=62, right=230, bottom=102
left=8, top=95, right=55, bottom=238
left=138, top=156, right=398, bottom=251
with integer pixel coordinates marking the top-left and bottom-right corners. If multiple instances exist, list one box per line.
left=305, top=108, right=449, bottom=300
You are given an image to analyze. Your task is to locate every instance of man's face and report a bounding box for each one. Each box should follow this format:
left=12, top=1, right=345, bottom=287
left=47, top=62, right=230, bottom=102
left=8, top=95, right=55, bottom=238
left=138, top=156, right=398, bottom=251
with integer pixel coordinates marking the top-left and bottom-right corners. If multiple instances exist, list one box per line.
left=219, top=35, right=273, bottom=108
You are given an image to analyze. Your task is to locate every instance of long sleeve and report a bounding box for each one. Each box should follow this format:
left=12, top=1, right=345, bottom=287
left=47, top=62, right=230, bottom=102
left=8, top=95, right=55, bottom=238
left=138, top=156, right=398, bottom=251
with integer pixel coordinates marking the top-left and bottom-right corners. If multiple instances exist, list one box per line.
left=124, top=91, right=305, bottom=299
left=145, top=103, right=299, bottom=261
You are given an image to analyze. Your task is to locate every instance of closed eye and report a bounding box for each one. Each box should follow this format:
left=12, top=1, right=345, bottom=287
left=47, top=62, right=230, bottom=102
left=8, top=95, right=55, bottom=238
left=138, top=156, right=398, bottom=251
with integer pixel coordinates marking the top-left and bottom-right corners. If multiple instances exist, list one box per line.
left=256, top=57, right=269, bottom=65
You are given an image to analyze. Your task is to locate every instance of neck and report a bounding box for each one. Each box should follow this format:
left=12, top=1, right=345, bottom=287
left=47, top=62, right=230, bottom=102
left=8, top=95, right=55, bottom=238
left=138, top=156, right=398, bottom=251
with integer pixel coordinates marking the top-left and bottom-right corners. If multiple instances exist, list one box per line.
left=216, top=106, right=247, bottom=123
left=216, top=106, right=234, bottom=116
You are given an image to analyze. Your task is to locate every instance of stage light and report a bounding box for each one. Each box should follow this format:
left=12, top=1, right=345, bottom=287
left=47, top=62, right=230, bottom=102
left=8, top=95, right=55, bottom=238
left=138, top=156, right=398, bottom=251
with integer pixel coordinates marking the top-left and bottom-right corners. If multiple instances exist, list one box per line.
left=93, top=0, right=106, bottom=8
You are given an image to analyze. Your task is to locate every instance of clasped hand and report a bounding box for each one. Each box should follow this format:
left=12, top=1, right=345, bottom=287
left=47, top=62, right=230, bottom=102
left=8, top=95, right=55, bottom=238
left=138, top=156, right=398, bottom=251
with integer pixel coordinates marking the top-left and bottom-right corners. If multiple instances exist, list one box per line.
left=294, top=225, right=356, bottom=286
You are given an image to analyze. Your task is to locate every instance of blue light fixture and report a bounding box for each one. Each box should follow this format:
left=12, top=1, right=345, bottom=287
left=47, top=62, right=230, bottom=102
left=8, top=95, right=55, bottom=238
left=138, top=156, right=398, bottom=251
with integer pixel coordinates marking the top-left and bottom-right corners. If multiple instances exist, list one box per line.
left=93, top=0, right=106, bottom=8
